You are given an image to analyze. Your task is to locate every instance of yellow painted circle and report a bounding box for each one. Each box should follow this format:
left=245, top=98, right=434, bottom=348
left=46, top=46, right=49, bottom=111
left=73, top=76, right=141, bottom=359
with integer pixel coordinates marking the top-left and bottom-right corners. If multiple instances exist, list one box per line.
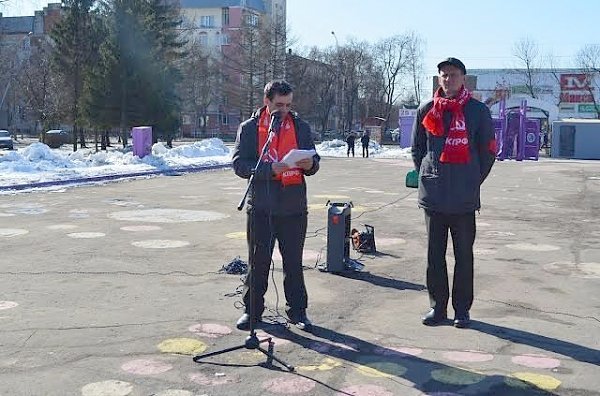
left=431, top=368, right=485, bottom=385
left=225, top=231, right=246, bottom=239
left=506, top=372, right=561, bottom=391
left=298, top=357, right=342, bottom=371
left=157, top=338, right=207, bottom=355
left=354, top=357, right=407, bottom=378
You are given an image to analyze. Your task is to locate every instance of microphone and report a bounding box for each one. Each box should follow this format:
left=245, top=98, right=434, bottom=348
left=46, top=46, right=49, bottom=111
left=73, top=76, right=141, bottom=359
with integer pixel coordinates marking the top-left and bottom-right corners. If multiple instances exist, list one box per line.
left=269, top=110, right=282, bottom=135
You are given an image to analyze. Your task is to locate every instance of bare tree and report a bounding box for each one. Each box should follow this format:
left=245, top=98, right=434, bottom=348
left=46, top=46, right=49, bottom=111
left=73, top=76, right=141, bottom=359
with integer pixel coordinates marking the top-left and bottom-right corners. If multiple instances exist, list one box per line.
left=15, top=37, right=62, bottom=138
left=373, top=34, right=412, bottom=131
left=576, top=44, right=600, bottom=119
left=513, top=37, right=542, bottom=99
left=180, top=44, right=221, bottom=137
left=287, top=47, right=336, bottom=136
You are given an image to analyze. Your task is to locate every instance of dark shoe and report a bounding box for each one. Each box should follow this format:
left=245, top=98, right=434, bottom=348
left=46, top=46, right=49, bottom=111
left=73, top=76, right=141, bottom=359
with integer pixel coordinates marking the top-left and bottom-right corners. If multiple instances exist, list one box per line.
left=287, top=310, right=312, bottom=332
left=236, top=313, right=260, bottom=331
left=421, top=309, right=447, bottom=326
left=454, top=312, right=471, bottom=328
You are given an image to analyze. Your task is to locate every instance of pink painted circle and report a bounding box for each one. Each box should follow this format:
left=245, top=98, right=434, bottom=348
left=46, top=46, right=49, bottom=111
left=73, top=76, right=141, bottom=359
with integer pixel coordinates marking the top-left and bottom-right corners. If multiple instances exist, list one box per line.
left=335, top=384, right=394, bottom=396
left=511, top=354, right=561, bottom=369
left=189, top=372, right=236, bottom=386
left=373, top=346, right=423, bottom=357
left=254, top=330, right=291, bottom=346
left=443, top=350, right=494, bottom=362
left=121, top=359, right=172, bottom=375
left=262, top=376, right=316, bottom=394
left=308, top=340, right=358, bottom=353
left=188, top=323, right=232, bottom=338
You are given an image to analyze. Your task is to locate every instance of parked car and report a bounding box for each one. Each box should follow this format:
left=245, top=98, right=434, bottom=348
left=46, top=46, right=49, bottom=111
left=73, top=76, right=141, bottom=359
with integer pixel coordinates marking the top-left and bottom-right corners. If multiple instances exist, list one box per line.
left=0, top=130, right=14, bottom=150
left=44, top=130, right=71, bottom=148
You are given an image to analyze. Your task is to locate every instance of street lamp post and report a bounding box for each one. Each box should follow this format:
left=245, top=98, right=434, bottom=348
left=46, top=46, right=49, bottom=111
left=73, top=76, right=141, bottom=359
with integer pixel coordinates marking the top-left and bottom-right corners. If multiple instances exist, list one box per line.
left=331, top=31, right=343, bottom=134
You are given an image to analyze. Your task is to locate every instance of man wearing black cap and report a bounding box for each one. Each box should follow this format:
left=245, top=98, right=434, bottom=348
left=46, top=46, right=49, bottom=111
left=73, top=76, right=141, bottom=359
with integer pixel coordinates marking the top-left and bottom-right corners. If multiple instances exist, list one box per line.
left=411, top=57, right=496, bottom=328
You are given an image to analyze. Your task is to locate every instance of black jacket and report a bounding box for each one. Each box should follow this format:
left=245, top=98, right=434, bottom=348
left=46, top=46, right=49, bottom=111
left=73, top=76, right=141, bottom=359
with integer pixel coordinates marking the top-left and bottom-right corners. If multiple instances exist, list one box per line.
left=411, top=97, right=495, bottom=214
left=232, top=107, right=320, bottom=215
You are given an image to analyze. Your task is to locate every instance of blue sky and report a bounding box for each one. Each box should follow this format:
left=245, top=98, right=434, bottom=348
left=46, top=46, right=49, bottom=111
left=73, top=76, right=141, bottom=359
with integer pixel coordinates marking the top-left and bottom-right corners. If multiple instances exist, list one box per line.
left=4, top=0, right=599, bottom=74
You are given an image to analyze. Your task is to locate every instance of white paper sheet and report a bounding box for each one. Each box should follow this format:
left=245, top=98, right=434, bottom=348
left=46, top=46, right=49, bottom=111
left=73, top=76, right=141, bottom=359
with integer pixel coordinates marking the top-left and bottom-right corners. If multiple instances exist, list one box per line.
left=281, top=149, right=317, bottom=167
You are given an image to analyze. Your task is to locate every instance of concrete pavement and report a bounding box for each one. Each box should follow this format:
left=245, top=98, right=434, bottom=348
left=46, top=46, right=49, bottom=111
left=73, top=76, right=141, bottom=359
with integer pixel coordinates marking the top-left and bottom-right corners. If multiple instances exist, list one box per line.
left=0, top=156, right=599, bottom=395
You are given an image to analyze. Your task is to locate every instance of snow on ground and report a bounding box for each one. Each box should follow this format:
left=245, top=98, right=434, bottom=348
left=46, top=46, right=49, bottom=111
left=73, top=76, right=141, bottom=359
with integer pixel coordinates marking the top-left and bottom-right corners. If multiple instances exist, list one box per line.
left=0, top=138, right=411, bottom=192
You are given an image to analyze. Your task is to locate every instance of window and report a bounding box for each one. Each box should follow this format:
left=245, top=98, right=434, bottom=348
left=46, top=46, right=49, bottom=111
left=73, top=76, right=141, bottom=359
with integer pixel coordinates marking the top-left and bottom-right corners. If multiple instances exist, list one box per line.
left=222, top=7, right=229, bottom=26
left=246, top=13, right=258, bottom=26
left=197, top=33, right=208, bottom=46
left=199, top=15, right=214, bottom=28
left=220, top=113, right=229, bottom=126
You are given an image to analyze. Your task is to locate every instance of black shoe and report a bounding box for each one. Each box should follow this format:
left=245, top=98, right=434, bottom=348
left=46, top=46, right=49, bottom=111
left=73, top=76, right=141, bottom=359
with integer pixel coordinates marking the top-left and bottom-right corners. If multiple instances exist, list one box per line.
left=287, top=310, right=313, bottom=332
left=454, top=312, right=471, bottom=328
left=236, top=313, right=260, bottom=331
left=421, top=309, right=447, bottom=326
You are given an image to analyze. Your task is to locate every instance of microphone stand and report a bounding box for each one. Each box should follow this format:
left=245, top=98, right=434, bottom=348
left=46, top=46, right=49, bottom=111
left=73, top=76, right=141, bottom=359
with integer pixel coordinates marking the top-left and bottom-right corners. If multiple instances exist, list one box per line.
left=193, top=117, right=294, bottom=372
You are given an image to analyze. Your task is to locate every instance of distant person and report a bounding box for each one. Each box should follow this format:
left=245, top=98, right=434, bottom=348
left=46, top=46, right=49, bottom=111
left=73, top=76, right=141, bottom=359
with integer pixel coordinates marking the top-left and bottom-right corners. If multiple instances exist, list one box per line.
left=411, top=57, right=496, bottom=329
left=345, top=132, right=356, bottom=157
left=360, top=132, right=370, bottom=158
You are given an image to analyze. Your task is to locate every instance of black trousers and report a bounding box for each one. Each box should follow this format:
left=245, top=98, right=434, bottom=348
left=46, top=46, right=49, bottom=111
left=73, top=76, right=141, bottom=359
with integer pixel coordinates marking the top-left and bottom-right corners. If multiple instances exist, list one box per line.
left=362, top=145, right=369, bottom=158
left=424, top=210, right=476, bottom=314
left=243, top=211, right=308, bottom=318
left=347, top=143, right=354, bottom=157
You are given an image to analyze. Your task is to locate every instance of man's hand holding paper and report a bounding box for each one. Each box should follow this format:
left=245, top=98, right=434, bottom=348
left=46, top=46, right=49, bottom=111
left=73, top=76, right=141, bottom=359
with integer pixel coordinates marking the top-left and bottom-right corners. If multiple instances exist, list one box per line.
left=281, top=149, right=316, bottom=170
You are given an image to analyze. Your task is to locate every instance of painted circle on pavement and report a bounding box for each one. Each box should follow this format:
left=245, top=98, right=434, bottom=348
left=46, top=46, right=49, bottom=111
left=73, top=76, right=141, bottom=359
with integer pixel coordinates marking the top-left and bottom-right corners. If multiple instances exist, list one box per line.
left=157, top=338, right=207, bottom=355
left=431, top=368, right=485, bottom=385
left=474, top=248, right=496, bottom=255
left=189, top=372, right=237, bottom=386
left=374, top=238, right=406, bottom=247
left=47, top=224, right=78, bottom=230
left=81, top=380, right=133, bottom=396
left=0, top=228, right=29, bottom=237
left=121, top=225, right=162, bottom=232
left=313, top=194, right=351, bottom=200
left=188, top=323, right=232, bottom=338
left=109, top=208, right=228, bottom=223
left=373, top=346, right=423, bottom=357
left=254, top=329, right=291, bottom=346
left=443, top=350, right=494, bottom=363
left=154, top=391, right=193, bottom=396
left=485, top=231, right=515, bottom=237
left=506, top=243, right=560, bottom=252
left=262, top=376, right=316, bottom=394
left=297, top=357, right=342, bottom=371
left=0, top=301, right=18, bottom=310
left=335, top=384, right=394, bottom=396
left=273, top=248, right=321, bottom=263
left=225, top=231, right=246, bottom=239
left=67, top=232, right=106, bottom=239
left=131, top=240, right=190, bottom=249
left=506, top=372, right=561, bottom=391
left=355, top=356, right=407, bottom=378
left=121, top=359, right=173, bottom=375
left=511, top=354, right=560, bottom=369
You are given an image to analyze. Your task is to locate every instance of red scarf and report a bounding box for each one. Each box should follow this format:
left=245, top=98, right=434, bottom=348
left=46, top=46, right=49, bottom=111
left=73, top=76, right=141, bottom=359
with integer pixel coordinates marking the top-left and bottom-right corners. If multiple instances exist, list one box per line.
left=258, top=108, right=303, bottom=186
left=422, top=86, right=471, bottom=164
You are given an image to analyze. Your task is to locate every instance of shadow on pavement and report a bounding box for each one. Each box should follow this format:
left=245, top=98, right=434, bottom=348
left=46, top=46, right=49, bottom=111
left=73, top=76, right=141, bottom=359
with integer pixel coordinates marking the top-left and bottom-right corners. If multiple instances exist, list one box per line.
left=470, top=320, right=600, bottom=366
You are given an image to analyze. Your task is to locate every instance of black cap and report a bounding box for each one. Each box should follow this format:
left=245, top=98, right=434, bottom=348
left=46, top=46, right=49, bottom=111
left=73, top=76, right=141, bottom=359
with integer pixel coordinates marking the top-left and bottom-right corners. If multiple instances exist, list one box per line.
left=437, top=57, right=467, bottom=75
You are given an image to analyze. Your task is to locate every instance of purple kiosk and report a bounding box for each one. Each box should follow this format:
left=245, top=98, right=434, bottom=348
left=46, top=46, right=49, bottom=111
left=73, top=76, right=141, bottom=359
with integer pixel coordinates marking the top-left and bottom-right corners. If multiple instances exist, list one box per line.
left=494, top=99, right=540, bottom=161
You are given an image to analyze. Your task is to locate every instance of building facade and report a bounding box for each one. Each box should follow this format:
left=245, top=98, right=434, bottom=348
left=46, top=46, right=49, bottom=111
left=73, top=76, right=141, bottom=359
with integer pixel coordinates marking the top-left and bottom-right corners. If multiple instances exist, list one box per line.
left=433, top=69, right=600, bottom=122
left=179, top=0, right=287, bottom=139
left=0, top=3, right=62, bottom=131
